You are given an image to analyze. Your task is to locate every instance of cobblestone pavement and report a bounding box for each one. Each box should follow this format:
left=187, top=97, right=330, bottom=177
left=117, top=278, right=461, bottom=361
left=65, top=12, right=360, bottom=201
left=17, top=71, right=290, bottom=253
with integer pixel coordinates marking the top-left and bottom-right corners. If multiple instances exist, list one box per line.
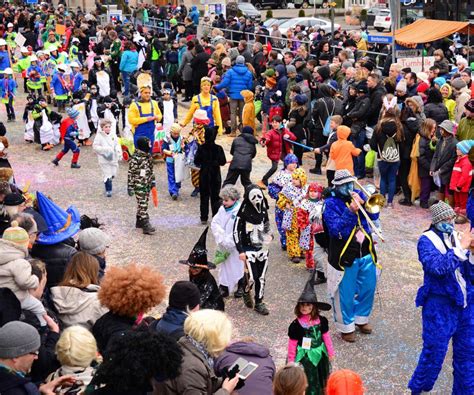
left=4, top=90, right=460, bottom=394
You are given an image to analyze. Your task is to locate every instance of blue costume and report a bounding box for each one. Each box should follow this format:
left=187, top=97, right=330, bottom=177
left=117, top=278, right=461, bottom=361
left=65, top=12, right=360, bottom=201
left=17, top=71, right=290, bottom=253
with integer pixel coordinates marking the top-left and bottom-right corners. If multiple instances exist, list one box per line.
left=408, top=227, right=474, bottom=394
left=70, top=71, right=84, bottom=93
left=162, top=134, right=184, bottom=197
left=268, top=154, right=299, bottom=249
left=323, top=187, right=378, bottom=334
left=466, top=188, right=474, bottom=229
left=133, top=100, right=158, bottom=150
left=0, top=50, right=11, bottom=72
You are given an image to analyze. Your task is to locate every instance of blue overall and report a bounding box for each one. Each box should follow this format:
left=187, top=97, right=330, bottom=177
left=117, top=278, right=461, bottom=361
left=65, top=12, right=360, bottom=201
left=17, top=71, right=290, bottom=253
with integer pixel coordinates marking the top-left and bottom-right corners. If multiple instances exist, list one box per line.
left=197, top=95, right=215, bottom=127
left=133, top=101, right=156, bottom=151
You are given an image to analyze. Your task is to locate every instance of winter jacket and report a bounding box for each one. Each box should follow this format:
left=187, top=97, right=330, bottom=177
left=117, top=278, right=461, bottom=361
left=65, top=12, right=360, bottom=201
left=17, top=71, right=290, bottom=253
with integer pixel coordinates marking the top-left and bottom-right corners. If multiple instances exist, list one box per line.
left=310, top=85, right=343, bottom=146
left=400, top=113, right=422, bottom=161
left=275, top=64, right=287, bottom=95
left=329, top=126, right=361, bottom=173
left=229, top=129, right=258, bottom=171
left=127, top=150, right=155, bottom=193
left=0, top=239, right=39, bottom=302
left=119, top=50, right=139, bottom=73
left=190, top=269, right=224, bottom=311
left=0, top=366, right=40, bottom=395
left=152, top=307, right=187, bottom=340
left=30, top=240, right=77, bottom=289
left=347, top=94, right=370, bottom=136
left=50, top=284, right=108, bottom=330
left=214, top=342, right=276, bottom=395
left=194, top=127, right=227, bottom=175
left=418, top=135, right=435, bottom=178
left=434, top=58, right=450, bottom=76
left=177, top=50, right=194, bottom=81
left=214, top=64, right=253, bottom=100
left=456, top=117, right=474, bottom=163
left=252, top=50, right=266, bottom=76
left=424, top=102, right=449, bottom=126
left=92, top=312, right=136, bottom=355
left=430, top=135, right=458, bottom=186
left=241, top=90, right=255, bottom=130
left=154, top=337, right=227, bottom=395
left=369, top=121, right=401, bottom=161
left=262, top=127, right=296, bottom=161
left=190, top=51, right=210, bottom=83
left=366, top=83, right=386, bottom=127
left=93, top=129, right=122, bottom=167
left=449, top=155, right=472, bottom=193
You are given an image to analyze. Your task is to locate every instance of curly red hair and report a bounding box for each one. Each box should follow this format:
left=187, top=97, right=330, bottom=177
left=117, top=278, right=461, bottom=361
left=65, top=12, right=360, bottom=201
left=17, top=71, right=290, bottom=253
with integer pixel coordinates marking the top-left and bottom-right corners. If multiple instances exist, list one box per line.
left=98, top=264, right=166, bottom=317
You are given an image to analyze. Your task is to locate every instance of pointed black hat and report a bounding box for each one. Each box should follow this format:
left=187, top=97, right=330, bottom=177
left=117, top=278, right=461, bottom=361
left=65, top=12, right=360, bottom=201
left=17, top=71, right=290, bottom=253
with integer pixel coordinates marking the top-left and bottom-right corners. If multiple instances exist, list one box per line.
left=298, top=271, right=331, bottom=311
left=179, top=227, right=216, bottom=269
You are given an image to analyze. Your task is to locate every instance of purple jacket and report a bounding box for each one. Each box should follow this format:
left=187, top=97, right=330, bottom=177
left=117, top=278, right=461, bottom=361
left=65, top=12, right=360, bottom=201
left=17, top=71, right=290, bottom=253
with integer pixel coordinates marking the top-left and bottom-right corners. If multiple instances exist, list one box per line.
left=214, top=341, right=275, bottom=395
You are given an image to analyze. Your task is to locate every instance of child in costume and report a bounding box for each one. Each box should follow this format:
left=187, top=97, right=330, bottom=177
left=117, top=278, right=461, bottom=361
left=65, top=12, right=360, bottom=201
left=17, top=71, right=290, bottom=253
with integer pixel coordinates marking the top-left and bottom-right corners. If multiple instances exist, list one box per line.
left=93, top=119, right=122, bottom=197
left=179, top=227, right=225, bottom=311
left=233, top=184, right=272, bottom=315
left=98, top=95, right=121, bottom=136
left=85, top=83, right=100, bottom=134
left=52, top=107, right=81, bottom=168
left=26, top=55, right=44, bottom=97
left=127, top=136, right=156, bottom=235
left=329, top=125, right=361, bottom=175
left=211, top=185, right=243, bottom=298
left=32, top=97, right=55, bottom=151
left=298, top=182, right=325, bottom=273
left=158, top=88, right=178, bottom=136
left=162, top=123, right=185, bottom=200
left=408, top=201, right=474, bottom=395
left=0, top=68, right=16, bottom=122
left=241, top=89, right=256, bottom=132
left=51, top=64, right=70, bottom=112
left=269, top=90, right=284, bottom=123
left=23, top=94, right=36, bottom=143
left=71, top=91, right=92, bottom=146
left=15, top=47, right=31, bottom=93
left=449, top=140, right=474, bottom=219
left=69, top=62, right=84, bottom=94
left=268, top=153, right=299, bottom=250
left=288, top=272, right=334, bottom=395
left=194, top=126, right=227, bottom=224
left=0, top=135, right=12, bottom=170
left=120, top=97, right=135, bottom=161
left=277, top=168, right=308, bottom=263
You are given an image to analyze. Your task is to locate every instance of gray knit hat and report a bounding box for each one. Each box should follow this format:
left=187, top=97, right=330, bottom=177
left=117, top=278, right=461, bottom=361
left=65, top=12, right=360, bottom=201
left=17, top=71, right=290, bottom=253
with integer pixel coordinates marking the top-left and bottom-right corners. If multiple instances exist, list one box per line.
left=430, top=201, right=456, bottom=224
left=78, top=227, right=110, bottom=255
left=332, top=169, right=357, bottom=186
left=286, top=65, right=296, bottom=74
left=0, top=321, right=41, bottom=358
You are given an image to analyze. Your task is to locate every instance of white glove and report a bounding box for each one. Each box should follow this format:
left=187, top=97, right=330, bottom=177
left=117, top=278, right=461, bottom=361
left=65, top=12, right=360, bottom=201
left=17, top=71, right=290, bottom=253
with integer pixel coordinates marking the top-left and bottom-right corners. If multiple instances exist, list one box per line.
left=363, top=144, right=371, bottom=152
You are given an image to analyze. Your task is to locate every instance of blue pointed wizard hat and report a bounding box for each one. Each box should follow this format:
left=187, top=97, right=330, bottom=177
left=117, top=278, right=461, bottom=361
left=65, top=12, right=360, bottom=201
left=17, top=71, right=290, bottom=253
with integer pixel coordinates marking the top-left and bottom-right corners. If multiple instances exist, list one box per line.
left=35, top=192, right=81, bottom=245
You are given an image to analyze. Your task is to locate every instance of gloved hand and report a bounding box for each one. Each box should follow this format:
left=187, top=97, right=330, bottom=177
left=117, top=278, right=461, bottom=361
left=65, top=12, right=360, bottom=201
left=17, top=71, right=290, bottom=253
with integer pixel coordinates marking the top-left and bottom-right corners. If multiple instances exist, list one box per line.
left=127, top=189, right=134, bottom=196
left=363, top=144, right=371, bottom=152
left=151, top=180, right=156, bottom=188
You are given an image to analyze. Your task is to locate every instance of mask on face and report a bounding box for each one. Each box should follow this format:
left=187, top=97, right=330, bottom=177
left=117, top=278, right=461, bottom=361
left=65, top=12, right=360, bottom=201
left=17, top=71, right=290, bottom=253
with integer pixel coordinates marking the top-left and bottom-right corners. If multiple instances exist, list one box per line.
left=337, top=182, right=354, bottom=197
left=248, top=188, right=264, bottom=213
left=435, top=220, right=455, bottom=235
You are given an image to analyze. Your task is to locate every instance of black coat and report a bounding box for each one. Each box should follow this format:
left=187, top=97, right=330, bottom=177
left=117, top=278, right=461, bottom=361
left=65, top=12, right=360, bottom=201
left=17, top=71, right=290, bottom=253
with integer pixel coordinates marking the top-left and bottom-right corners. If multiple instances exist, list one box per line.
left=424, top=103, right=449, bottom=127
left=0, top=367, right=39, bottom=395
left=367, top=83, right=386, bottom=127
left=418, top=135, right=434, bottom=178
left=194, top=128, right=227, bottom=180
left=400, top=113, right=422, bottom=161
left=30, top=240, right=77, bottom=289
left=190, top=270, right=224, bottom=311
left=430, top=135, right=458, bottom=186
left=347, top=94, right=370, bottom=136
left=92, top=312, right=135, bottom=356
left=310, top=85, right=343, bottom=146
left=229, top=131, right=257, bottom=171
left=190, top=51, right=210, bottom=83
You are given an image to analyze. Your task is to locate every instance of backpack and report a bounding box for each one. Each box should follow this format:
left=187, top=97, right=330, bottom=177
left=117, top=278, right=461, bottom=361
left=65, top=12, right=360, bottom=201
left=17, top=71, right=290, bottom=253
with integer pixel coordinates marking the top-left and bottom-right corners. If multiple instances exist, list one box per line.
left=318, top=99, right=335, bottom=137
left=379, top=134, right=400, bottom=162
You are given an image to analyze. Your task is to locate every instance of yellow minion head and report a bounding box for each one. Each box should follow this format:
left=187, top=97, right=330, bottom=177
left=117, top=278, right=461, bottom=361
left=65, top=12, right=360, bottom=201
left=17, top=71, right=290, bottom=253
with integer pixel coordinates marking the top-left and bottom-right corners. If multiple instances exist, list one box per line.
left=292, top=168, right=307, bottom=188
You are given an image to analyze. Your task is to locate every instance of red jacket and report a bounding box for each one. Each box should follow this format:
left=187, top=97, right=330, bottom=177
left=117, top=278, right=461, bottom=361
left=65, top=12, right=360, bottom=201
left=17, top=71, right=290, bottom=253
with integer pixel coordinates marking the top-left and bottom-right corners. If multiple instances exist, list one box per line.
left=449, top=155, right=473, bottom=193
left=261, top=127, right=296, bottom=161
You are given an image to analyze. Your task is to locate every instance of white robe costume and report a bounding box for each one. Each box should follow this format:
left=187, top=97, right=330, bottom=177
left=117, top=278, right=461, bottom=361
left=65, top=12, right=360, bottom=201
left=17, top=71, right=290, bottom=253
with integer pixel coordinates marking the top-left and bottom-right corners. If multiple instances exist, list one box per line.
left=73, top=102, right=91, bottom=140
left=24, top=109, right=34, bottom=142
left=211, top=202, right=244, bottom=293
left=96, top=70, right=111, bottom=98
left=92, top=128, right=122, bottom=182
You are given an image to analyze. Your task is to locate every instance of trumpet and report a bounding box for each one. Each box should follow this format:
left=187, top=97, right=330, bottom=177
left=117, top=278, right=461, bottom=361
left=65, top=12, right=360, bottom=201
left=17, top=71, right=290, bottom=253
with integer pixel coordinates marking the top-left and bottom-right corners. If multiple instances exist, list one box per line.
left=351, top=181, right=385, bottom=242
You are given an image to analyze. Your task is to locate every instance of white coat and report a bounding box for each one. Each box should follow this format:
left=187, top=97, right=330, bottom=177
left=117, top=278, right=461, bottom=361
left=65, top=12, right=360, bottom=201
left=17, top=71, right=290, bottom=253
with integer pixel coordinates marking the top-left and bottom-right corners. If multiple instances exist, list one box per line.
left=92, top=128, right=121, bottom=182
left=211, top=202, right=244, bottom=293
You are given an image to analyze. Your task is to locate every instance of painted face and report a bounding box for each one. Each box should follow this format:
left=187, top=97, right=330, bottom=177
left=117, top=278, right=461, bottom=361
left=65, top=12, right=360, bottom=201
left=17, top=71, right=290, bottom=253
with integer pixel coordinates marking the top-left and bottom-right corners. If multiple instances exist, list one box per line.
left=435, top=219, right=455, bottom=234
left=248, top=188, right=264, bottom=213
left=222, top=197, right=236, bottom=208
left=337, top=182, right=354, bottom=197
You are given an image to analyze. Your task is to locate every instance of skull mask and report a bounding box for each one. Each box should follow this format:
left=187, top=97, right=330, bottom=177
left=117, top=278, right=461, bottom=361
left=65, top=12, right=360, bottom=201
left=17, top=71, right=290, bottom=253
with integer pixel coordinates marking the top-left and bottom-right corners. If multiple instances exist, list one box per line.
left=248, top=188, right=264, bottom=213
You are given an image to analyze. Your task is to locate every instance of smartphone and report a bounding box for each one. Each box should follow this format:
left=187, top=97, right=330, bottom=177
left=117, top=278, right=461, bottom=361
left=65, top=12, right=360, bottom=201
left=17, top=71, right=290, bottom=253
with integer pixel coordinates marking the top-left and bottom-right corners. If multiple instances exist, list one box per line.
left=238, top=362, right=258, bottom=379
left=229, top=357, right=248, bottom=372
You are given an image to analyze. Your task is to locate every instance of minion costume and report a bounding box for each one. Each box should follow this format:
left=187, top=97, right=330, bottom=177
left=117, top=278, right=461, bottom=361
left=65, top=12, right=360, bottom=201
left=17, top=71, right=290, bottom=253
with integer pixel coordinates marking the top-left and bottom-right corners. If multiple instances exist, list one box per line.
left=181, top=77, right=223, bottom=135
left=322, top=169, right=378, bottom=341
left=277, top=168, right=307, bottom=261
left=408, top=201, right=474, bottom=395
left=128, top=86, right=162, bottom=150
left=268, top=153, right=299, bottom=250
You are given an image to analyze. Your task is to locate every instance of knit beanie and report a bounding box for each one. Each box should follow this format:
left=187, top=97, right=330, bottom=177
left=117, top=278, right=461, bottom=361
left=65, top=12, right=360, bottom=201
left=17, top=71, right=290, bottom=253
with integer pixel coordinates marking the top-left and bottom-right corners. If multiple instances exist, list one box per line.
left=136, top=136, right=151, bottom=153
left=0, top=321, right=41, bottom=358
left=168, top=281, right=201, bottom=311
left=433, top=77, right=446, bottom=87
left=430, top=201, right=456, bottom=224
left=451, top=77, right=467, bottom=90
left=66, top=107, right=80, bottom=119
left=2, top=221, right=29, bottom=248
left=241, top=126, right=254, bottom=135
left=395, top=79, right=407, bottom=93
left=78, top=228, right=110, bottom=255
left=456, top=140, right=474, bottom=155
left=235, top=55, right=245, bottom=65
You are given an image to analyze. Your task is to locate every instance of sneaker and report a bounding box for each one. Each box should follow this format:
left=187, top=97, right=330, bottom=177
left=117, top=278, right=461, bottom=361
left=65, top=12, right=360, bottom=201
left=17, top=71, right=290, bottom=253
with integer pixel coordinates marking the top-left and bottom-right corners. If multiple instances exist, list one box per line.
left=171, top=194, right=178, bottom=200
left=420, top=201, right=429, bottom=209
left=191, top=188, right=200, bottom=197
left=398, top=198, right=412, bottom=207
left=106, top=191, right=112, bottom=198
left=234, top=287, right=244, bottom=298
left=254, top=302, right=269, bottom=315
left=291, top=257, right=301, bottom=264
left=243, top=292, right=254, bottom=308
left=314, top=273, right=327, bottom=285
left=341, top=331, right=356, bottom=342
left=355, top=323, right=373, bottom=334
left=201, top=220, right=208, bottom=225
left=51, top=158, right=59, bottom=166
left=387, top=203, right=394, bottom=209
left=71, top=163, right=81, bottom=169
left=256, top=180, right=267, bottom=190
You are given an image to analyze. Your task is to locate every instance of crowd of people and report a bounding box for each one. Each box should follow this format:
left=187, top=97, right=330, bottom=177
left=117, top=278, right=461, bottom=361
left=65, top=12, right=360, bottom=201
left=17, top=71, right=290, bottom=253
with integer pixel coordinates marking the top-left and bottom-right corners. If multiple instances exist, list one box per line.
left=1, top=0, right=474, bottom=394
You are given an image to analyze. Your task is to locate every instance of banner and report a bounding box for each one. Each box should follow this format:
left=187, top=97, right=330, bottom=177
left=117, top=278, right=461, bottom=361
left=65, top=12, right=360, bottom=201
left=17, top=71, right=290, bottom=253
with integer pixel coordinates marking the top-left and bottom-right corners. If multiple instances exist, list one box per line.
left=398, top=56, right=435, bottom=73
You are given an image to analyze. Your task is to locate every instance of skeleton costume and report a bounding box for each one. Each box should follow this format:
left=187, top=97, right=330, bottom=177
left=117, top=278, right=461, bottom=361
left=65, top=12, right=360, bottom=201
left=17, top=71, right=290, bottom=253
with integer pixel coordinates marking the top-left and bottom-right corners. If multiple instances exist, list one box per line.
left=233, top=184, right=272, bottom=315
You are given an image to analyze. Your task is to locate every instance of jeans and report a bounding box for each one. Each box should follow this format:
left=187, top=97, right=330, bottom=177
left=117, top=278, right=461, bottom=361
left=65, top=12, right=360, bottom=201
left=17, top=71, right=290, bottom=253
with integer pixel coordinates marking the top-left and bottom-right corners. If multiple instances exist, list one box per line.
left=121, top=71, right=131, bottom=96
left=351, top=129, right=366, bottom=178
left=378, top=160, right=400, bottom=203
left=5, top=97, right=14, bottom=120
left=151, top=60, right=163, bottom=93
left=223, top=169, right=252, bottom=188
left=419, top=176, right=432, bottom=204
left=229, top=99, right=244, bottom=133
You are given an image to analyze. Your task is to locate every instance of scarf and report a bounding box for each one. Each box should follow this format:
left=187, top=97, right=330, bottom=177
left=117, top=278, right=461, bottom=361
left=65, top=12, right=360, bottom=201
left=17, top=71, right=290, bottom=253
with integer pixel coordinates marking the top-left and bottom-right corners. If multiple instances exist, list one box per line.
left=187, top=335, right=214, bottom=369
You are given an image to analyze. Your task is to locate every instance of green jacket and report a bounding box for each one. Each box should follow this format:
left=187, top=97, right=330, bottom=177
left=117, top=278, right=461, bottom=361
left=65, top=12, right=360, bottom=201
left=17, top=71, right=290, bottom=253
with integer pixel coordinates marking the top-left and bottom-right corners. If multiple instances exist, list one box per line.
left=456, top=117, right=474, bottom=163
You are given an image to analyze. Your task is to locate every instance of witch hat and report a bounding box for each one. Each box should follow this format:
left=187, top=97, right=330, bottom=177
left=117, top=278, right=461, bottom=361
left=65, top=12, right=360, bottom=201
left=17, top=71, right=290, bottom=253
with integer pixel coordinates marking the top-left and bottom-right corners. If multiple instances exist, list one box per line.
left=35, top=192, right=81, bottom=245
left=179, top=227, right=216, bottom=269
left=298, top=271, right=331, bottom=311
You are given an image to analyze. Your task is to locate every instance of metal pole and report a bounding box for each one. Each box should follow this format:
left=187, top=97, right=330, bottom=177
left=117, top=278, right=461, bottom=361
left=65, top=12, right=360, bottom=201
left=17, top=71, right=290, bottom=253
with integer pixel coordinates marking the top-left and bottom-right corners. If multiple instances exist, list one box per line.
left=390, top=0, right=396, bottom=64
left=330, top=7, right=334, bottom=42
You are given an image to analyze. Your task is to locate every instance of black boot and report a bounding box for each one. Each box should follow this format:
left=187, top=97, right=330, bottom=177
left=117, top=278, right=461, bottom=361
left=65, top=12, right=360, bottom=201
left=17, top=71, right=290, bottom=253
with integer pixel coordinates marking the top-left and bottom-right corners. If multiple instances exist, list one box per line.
left=254, top=300, right=269, bottom=315
left=136, top=216, right=143, bottom=228
left=234, top=278, right=245, bottom=298
left=219, top=285, right=229, bottom=298
left=309, top=167, right=322, bottom=175
left=315, top=270, right=327, bottom=285
left=142, top=219, right=156, bottom=235
left=243, top=292, right=253, bottom=308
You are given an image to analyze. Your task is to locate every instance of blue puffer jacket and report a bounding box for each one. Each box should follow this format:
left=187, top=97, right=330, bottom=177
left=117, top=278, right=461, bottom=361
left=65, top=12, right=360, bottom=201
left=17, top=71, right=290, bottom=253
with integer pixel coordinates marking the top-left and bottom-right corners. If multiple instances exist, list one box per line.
left=275, top=64, right=287, bottom=95
left=416, top=227, right=473, bottom=308
left=215, top=64, right=253, bottom=100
